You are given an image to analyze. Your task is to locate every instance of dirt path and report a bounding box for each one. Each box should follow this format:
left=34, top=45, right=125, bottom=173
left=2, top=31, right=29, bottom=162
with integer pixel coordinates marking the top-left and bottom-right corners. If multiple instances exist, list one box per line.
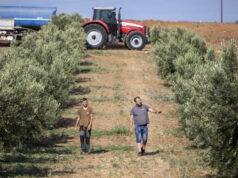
left=58, top=44, right=207, bottom=178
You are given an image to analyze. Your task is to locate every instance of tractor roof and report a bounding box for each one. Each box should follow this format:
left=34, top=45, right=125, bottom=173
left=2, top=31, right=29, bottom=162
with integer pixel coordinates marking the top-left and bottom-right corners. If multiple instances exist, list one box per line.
left=93, top=7, right=116, bottom=11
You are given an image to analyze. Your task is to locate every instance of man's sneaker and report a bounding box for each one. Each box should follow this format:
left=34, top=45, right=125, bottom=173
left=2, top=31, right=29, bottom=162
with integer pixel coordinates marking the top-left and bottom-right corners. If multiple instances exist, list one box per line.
left=81, top=149, right=86, bottom=154
left=141, top=147, right=145, bottom=155
left=138, top=152, right=143, bottom=156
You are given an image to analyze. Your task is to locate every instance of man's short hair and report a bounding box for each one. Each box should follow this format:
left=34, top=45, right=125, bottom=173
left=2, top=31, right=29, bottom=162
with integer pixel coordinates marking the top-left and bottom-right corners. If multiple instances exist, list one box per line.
left=134, top=96, right=140, bottom=102
left=82, top=98, right=88, bottom=102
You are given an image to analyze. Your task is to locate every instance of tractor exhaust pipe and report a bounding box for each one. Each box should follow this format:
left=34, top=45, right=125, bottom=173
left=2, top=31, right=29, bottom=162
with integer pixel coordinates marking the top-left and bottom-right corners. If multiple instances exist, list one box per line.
left=117, top=7, right=122, bottom=39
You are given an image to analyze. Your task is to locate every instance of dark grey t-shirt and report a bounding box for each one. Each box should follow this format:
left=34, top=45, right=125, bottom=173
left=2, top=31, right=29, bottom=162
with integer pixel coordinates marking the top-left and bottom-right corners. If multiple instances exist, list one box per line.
left=130, top=104, right=150, bottom=126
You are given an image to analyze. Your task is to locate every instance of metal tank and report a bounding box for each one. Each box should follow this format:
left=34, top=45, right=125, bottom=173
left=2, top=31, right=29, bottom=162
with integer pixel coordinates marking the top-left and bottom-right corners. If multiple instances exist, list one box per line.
left=0, top=6, right=57, bottom=28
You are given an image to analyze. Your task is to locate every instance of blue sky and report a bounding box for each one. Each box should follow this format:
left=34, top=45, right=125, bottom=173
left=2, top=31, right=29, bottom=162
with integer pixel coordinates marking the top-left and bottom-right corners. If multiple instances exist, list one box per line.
left=1, top=0, right=237, bottom=22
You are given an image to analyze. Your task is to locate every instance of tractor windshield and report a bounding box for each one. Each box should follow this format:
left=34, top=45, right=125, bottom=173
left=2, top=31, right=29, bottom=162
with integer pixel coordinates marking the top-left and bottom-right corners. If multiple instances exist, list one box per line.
left=101, top=10, right=116, bottom=24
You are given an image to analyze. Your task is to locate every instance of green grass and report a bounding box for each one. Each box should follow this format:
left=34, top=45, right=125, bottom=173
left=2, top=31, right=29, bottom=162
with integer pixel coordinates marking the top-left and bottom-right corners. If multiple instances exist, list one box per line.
left=165, top=127, right=185, bottom=138
left=86, top=85, right=114, bottom=90
left=77, top=65, right=92, bottom=73
left=90, top=145, right=134, bottom=152
left=49, top=126, right=130, bottom=138
left=87, top=50, right=125, bottom=56
left=49, top=128, right=79, bottom=137
left=113, top=92, right=128, bottom=102
left=87, top=50, right=113, bottom=56
left=157, top=143, right=214, bottom=177
left=87, top=50, right=105, bottom=55
left=63, top=109, right=77, bottom=117
left=91, top=66, right=109, bottom=73
left=92, top=126, right=130, bottom=138
left=83, top=83, right=121, bottom=91
left=112, top=83, right=121, bottom=90
left=88, top=95, right=112, bottom=102
left=69, top=95, right=111, bottom=103
left=77, top=65, right=109, bottom=74
left=113, top=92, right=124, bottom=101
left=119, top=110, right=124, bottom=116
left=149, top=93, right=173, bottom=102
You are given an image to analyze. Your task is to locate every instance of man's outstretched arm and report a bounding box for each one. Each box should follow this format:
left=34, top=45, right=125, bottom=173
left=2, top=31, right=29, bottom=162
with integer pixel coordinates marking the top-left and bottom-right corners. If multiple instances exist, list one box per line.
left=148, top=108, right=162, bottom=114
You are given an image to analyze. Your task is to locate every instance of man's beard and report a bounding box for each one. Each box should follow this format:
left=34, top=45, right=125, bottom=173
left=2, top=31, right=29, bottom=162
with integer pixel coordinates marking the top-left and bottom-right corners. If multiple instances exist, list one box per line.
left=136, top=103, right=142, bottom=107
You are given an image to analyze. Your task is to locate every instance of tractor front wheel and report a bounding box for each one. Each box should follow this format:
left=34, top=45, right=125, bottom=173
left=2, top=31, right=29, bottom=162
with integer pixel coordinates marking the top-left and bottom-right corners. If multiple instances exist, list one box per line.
left=84, top=24, right=107, bottom=49
left=126, top=32, right=146, bottom=50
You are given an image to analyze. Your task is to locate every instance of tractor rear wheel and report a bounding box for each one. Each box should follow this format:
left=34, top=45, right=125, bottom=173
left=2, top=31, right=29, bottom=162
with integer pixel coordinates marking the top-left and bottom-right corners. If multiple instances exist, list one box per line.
left=84, top=24, right=107, bottom=49
left=126, top=31, right=146, bottom=50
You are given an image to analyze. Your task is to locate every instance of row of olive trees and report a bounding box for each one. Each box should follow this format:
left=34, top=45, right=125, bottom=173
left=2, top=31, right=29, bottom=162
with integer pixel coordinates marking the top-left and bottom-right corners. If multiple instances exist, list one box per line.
left=0, top=13, right=86, bottom=150
left=151, top=25, right=238, bottom=175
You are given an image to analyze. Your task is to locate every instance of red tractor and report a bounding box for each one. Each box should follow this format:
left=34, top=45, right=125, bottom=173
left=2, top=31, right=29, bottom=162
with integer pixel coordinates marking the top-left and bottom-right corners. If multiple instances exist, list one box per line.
left=84, top=7, right=150, bottom=50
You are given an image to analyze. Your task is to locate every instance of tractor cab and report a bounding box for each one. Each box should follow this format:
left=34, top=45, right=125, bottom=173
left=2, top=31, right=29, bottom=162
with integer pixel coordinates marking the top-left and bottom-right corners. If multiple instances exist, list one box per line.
left=92, top=7, right=117, bottom=35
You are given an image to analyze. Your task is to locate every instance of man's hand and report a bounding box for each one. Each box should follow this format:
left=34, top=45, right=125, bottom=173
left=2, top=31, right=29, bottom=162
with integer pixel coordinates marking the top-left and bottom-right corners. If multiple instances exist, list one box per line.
left=87, top=125, right=91, bottom=132
left=130, top=127, right=133, bottom=134
left=149, top=108, right=162, bottom=114
left=74, top=127, right=78, bottom=131
left=156, top=111, right=162, bottom=114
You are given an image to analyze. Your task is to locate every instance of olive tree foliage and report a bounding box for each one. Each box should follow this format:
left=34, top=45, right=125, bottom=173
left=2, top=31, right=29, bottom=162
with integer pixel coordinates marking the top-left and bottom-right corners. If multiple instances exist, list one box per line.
left=0, top=13, right=86, bottom=150
left=152, top=25, right=238, bottom=175
left=11, top=13, right=85, bottom=107
left=152, top=26, right=211, bottom=81
left=150, top=25, right=161, bottom=45
left=51, top=13, right=85, bottom=31
left=0, top=58, right=59, bottom=149
left=176, top=41, right=238, bottom=175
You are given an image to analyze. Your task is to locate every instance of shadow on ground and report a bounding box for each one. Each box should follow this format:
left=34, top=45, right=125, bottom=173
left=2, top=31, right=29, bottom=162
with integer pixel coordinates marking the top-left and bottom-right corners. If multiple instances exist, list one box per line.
left=66, top=85, right=91, bottom=108
left=70, top=85, right=91, bottom=95
left=104, top=43, right=126, bottom=50
left=0, top=145, right=75, bottom=177
left=80, top=61, right=94, bottom=66
left=54, top=117, right=76, bottom=128
left=163, top=82, right=172, bottom=88
left=144, top=150, right=160, bottom=156
left=0, top=166, right=75, bottom=177
left=90, top=149, right=109, bottom=154
left=78, top=68, right=92, bottom=73
left=75, top=77, right=91, bottom=83
left=65, top=98, right=81, bottom=108
left=0, top=122, right=75, bottom=177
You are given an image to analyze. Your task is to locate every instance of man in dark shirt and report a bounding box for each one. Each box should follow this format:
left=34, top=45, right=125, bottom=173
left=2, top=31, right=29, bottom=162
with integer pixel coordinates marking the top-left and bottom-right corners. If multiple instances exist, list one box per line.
left=74, top=98, right=93, bottom=153
left=130, top=96, right=162, bottom=156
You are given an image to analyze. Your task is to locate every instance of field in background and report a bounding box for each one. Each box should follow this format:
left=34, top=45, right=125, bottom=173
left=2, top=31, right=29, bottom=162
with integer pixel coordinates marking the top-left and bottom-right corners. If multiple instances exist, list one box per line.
left=140, top=20, right=238, bottom=51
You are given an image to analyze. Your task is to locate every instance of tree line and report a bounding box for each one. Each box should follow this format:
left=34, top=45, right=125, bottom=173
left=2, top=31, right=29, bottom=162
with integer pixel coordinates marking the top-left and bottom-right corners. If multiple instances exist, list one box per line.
left=151, top=25, right=238, bottom=176
left=0, top=13, right=86, bottom=150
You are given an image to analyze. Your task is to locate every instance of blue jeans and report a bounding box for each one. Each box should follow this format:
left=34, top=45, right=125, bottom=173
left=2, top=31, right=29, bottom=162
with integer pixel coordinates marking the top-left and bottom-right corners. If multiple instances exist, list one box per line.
left=79, top=126, right=91, bottom=152
left=135, top=125, right=148, bottom=144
